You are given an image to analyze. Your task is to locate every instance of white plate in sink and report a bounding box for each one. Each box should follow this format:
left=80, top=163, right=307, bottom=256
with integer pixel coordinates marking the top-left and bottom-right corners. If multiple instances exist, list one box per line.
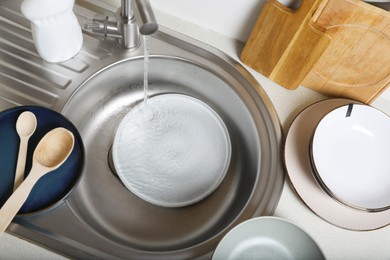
left=112, top=94, right=231, bottom=207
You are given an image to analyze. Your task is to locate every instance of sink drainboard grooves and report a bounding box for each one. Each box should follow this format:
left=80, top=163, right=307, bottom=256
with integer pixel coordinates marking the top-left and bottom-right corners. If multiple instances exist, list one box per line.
left=0, top=1, right=108, bottom=110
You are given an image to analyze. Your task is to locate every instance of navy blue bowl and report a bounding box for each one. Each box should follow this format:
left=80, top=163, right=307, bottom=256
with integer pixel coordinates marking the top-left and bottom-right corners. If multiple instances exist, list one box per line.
left=0, top=106, right=84, bottom=215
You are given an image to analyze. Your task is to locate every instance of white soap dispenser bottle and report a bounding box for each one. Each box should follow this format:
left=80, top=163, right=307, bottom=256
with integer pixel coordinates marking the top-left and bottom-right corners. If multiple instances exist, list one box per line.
left=20, top=0, right=83, bottom=63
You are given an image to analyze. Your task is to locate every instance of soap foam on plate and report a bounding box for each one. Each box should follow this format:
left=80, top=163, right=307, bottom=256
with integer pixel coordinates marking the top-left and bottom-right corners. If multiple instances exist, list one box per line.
left=112, top=94, right=231, bottom=207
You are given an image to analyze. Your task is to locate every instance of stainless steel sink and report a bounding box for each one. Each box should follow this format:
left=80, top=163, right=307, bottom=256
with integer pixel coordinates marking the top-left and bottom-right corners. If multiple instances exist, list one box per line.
left=1, top=0, right=284, bottom=258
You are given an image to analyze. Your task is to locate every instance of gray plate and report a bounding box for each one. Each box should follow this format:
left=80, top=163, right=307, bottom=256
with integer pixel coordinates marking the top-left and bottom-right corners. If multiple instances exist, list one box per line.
left=213, top=217, right=325, bottom=260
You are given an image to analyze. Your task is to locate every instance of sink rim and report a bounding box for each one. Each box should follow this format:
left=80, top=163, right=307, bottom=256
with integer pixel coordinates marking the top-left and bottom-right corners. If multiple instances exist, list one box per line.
left=62, top=53, right=285, bottom=258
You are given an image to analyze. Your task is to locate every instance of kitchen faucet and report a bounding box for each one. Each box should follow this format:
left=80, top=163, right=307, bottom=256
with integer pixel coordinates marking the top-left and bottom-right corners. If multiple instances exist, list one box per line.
left=86, top=0, right=158, bottom=49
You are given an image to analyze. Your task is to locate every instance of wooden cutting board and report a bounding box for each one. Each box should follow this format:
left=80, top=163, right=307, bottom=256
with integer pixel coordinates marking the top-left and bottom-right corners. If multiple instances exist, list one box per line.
left=241, top=0, right=390, bottom=103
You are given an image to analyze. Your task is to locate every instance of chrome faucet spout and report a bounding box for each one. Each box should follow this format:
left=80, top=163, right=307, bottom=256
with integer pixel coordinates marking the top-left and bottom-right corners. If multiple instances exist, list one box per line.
left=119, top=0, right=158, bottom=48
left=87, top=0, right=158, bottom=49
left=132, top=0, right=158, bottom=35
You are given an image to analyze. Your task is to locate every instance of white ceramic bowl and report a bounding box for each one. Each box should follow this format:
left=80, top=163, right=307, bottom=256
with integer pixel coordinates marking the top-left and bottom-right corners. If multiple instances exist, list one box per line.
left=213, top=217, right=324, bottom=260
left=112, top=94, right=231, bottom=207
left=311, top=104, right=390, bottom=211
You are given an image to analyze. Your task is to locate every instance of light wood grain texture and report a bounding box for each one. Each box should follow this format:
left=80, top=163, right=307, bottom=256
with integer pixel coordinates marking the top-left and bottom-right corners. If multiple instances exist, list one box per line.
left=241, top=0, right=331, bottom=90
left=303, top=0, right=390, bottom=103
left=14, top=111, right=36, bottom=191
left=0, top=128, right=74, bottom=235
left=241, top=0, right=390, bottom=103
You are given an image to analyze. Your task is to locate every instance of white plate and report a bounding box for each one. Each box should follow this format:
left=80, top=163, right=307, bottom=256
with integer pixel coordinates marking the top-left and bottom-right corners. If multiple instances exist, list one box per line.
left=112, top=94, right=231, bottom=207
left=213, top=217, right=324, bottom=260
left=284, top=98, right=390, bottom=230
left=311, top=104, right=390, bottom=211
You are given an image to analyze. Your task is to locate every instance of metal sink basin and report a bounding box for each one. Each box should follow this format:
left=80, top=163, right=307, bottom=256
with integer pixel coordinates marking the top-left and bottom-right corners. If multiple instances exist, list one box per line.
left=1, top=0, right=284, bottom=258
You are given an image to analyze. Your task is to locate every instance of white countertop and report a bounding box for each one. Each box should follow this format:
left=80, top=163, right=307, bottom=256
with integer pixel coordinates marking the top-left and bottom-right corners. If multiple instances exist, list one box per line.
left=2, top=7, right=390, bottom=260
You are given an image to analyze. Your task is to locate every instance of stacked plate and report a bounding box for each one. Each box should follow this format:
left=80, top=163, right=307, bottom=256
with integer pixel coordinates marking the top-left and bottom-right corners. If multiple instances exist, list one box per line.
left=285, top=99, right=390, bottom=230
left=310, top=103, right=390, bottom=211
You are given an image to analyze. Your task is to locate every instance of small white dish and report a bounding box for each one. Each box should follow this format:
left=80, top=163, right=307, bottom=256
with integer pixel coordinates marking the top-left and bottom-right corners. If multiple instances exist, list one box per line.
left=311, top=104, right=390, bottom=211
left=213, top=217, right=324, bottom=260
left=112, top=94, right=231, bottom=207
left=284, top=98, right=390, bottom=230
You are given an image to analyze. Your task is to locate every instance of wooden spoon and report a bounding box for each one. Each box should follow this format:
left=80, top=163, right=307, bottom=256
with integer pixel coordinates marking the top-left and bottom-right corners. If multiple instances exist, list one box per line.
left=0, top=127, right=74, bottom=234
left=14, top=111, right=37, bottom=191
